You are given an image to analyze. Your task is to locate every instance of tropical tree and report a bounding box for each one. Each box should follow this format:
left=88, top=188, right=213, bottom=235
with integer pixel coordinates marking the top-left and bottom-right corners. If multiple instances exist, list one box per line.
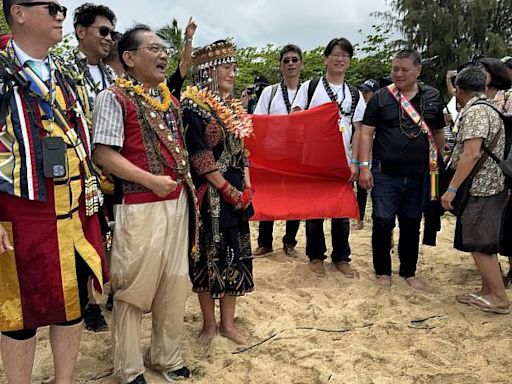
left=0, top=8, right=10, bottom=35
left=379, top=0, right=512, bottom=94
left=157, top=18, right=183, bottom=74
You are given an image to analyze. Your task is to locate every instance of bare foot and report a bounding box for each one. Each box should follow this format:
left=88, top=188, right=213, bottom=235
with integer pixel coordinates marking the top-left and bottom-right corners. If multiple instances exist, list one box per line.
left=219, top=325, right=247, bottom=345
left=377, top=275, right=391, bottom=287
left=405, top=276, right=425, bottom=290
left=197, top=325, right=217, bottom=345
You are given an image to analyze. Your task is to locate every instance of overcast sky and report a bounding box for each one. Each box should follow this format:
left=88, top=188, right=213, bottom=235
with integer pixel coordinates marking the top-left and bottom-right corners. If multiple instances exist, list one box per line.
left=62, top=0, right=389, bottom=53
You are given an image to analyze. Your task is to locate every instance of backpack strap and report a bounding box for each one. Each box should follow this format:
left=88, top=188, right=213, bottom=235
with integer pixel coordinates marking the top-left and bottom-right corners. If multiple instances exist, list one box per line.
left=267, top=83, right=279, bottom=112
left=306, top=78, right=319, bottom=110
left=471, top=100, right=506, bottom=163
left=347, top=83, right=360, bottom=122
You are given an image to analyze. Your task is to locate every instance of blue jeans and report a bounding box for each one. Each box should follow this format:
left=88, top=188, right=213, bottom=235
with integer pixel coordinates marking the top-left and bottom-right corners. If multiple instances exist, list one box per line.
left=371, top=167, right=428, bottom=278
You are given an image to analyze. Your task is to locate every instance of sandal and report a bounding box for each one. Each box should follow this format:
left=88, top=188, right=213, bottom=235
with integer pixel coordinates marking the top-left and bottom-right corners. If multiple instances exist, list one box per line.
left=455, top=292, right=481, bottom=305
left=469, top=295, right=511, bottom=315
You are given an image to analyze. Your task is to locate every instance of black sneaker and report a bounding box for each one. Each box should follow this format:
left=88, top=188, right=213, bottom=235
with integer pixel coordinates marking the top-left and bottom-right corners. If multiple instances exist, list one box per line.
left=162, top=366, right=191, bottom=382
left=83, top=304, right=108, bottom=332
left=128, top=374, right=146, bottom=384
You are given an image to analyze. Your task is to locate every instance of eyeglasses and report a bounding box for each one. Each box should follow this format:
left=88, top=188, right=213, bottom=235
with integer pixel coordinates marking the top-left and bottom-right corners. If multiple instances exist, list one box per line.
left=17, top=2, right=67, bottom=18
left=88, top=25, right=117, bottom=39
left=328, top=52, right=351, bottom=59
left=130, top=44, right=170, bottom=55
left=282, top=57, right=300, bottom=64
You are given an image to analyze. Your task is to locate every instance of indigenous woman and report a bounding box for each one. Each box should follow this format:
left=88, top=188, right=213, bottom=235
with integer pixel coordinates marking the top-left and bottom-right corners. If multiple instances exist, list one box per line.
left=182, top=40, right=254, bottom=344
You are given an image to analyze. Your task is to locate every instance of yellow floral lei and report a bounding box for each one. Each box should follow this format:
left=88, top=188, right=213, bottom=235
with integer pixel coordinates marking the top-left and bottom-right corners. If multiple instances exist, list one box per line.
left=115, top=76, right=172, bottom=112
left=183, top=86, right=253, bottom=139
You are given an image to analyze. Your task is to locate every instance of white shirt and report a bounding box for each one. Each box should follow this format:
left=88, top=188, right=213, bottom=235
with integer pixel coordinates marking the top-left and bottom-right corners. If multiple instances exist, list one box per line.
left=292, top=79, right=366, bottom=161
left=254, top=84, right=300, bottom=115
left=12, top=40, right=51, bottom=81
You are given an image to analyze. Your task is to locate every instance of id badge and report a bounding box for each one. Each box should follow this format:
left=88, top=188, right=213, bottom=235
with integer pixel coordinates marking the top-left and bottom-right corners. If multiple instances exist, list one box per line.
left=338, top=119, right=347, bottom=133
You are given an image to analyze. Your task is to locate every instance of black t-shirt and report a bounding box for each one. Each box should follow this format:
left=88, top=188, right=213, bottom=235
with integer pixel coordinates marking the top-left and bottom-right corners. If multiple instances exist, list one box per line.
left=167, top=67, right=184, bottom=98
left=362, top=83, right=445, bottom=175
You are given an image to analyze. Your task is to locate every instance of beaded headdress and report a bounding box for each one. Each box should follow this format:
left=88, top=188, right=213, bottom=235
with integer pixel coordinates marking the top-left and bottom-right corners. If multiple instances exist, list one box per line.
left=191, top=40, right=237, bottom=93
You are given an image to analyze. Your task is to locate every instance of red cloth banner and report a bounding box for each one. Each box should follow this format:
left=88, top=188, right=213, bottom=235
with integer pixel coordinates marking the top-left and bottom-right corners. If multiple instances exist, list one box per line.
left=245, top=102, right=359, bottom=221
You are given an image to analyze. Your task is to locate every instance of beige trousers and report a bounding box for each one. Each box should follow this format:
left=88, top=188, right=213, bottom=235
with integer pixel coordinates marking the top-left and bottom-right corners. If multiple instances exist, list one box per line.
left=110, top=192, right=189, bottom=383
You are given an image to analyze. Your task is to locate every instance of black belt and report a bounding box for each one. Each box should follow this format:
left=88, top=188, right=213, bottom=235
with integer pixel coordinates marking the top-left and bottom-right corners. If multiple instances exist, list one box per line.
left=56, top=206, right=80, bottom=220
left=54, top=175, right=81, bottom=185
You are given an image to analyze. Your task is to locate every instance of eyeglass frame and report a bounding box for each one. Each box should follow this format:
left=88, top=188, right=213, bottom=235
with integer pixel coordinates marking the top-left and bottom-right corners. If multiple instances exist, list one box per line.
left=16, top=1, right=67, bottom=18
left=282, top=57, right=301, bottom=64
left=128, top=44, right=171, bottom=55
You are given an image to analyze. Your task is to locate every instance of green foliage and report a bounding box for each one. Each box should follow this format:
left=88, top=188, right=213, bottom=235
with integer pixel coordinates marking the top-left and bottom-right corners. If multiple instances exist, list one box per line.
left=157, top=19, right=182, bottom=74
left=0, top=8, right=9, bottom=35
left=50, top=33, right=74, bottom=56
left=380, top=0, right=512, bottom=96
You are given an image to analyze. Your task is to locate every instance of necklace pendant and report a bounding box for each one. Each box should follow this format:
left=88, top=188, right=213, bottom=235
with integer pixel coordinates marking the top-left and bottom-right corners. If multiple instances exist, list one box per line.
left=48, top=120, right=55, bottom=133
left=338, top=118, right=346, bottom=133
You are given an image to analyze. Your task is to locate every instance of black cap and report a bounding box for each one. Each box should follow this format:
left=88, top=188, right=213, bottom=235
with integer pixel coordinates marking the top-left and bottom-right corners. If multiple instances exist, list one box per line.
left=254, top=75, right=269, bottom=85
left=359, top=79, right=380, bottom=92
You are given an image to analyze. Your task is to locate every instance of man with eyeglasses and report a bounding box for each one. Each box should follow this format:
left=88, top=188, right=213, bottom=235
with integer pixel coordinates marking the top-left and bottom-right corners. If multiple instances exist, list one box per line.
left=291, top=37, right=365, bottom=278
left=0, top=1, right=107, bottom=383
left=93, top=25, right=198, bottom=384
left=63, top=2, right=118, bottom=334
left=252, top=44, right=304, bottom=257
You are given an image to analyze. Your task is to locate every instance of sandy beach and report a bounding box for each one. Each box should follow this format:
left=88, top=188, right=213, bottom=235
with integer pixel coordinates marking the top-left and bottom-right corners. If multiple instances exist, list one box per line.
left=1, top=215, right=511, bottom=384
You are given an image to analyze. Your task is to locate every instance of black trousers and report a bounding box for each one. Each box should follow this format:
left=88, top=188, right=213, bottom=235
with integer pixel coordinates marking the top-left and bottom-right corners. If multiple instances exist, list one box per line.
left=356, top=185, right=368, bottom=221
left=2, top=251, right=91, bottom=340
left=257, top=220, right=300, bottom=248
left=305, top=218, right=351, bottom=262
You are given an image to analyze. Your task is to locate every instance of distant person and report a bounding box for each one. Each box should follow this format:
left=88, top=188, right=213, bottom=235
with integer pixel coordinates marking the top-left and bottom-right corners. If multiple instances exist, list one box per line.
left=359, top=49, right=445, bottom=289
left=353, top=78, right=380, bottom=230
left=441, top=66, right=510, bottom=314
left=252, top=44, right=303, bottom=257
left=241, top=75, right=269, bottom=113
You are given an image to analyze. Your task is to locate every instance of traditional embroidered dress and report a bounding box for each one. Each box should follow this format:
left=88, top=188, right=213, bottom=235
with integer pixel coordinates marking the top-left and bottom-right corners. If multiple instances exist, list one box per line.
left=0, top=40, right=106, bottom=332
left=182, top=86, right=254, bottom=298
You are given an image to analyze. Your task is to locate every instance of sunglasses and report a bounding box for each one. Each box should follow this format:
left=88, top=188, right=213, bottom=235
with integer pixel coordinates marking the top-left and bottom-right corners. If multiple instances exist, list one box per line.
left=88, top=25, right=117, bottom=39
left=282, top=57, right=300, bottom=64
left=17, top=2, right=67, bottom=18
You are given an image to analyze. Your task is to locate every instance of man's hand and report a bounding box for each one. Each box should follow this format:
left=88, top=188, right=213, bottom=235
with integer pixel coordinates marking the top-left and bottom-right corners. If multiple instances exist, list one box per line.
left=0, top=223, right=14, bottom=255
left=440, top=190, right=456, bottom=211
left=148, top=175, right=178, bottom=197
left=184, top=17, right=197, bottom=39
left=358, top=167, right=373, bottom=190
left=348, top=163, right=359, bottom=183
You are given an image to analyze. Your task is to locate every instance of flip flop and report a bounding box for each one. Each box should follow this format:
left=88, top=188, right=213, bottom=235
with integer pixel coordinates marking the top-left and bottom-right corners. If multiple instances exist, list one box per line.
left=455, top=292, right=481, bottom=305
left=469, top=295, right=511, bottom=315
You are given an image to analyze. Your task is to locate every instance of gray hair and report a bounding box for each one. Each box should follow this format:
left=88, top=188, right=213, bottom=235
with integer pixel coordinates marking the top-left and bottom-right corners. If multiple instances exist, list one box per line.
left=393, top=49, right=422, bottom=66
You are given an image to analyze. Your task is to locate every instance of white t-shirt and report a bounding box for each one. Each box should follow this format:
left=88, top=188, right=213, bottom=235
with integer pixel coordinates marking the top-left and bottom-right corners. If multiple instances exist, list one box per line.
left=292, top=79, right=366, bottom=161
left=254, top=84, right=300, bottom=115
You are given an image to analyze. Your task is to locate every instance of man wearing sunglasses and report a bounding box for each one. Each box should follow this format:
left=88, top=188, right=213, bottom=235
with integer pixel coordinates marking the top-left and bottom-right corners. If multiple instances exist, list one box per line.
left=0, top=1, right=107, bottom=383
left=66, top=2, right=117, bottom=334
left=252, top=44, right=304, bottom=257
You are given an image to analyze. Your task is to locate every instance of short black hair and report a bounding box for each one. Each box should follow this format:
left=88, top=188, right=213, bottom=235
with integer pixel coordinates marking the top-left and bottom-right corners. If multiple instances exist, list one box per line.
left=280, top=44, right=302, bottom=61
left=3, top=0, right=26, bottom=26
left=73, top=3, right=116, bottom=37
left=324, top=38, right=353, bottom=58
left=454, top=66, right=487, bottom=92
left=118, top=24, right=152, bottom=70
left=477, top=57, right=511, bottom=90
left=394, top=49, right=422, bottom=66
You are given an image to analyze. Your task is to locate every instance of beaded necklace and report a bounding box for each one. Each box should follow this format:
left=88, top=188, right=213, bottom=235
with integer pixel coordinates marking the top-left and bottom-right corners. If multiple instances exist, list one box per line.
left=115, top=76, right=172, bottom=112
left=322, top=76, right=350, bottom=117
left=280, top=80, right=301, bottom=114
left=397, top=90, right=425, bottom=139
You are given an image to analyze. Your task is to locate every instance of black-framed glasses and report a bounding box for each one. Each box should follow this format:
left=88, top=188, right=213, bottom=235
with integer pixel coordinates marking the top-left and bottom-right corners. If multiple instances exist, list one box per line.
left=282, top=57, right=300, bottom=64
left=88, top=25, right=117, bottom=39
left=17, top=2, right=67, bottom=18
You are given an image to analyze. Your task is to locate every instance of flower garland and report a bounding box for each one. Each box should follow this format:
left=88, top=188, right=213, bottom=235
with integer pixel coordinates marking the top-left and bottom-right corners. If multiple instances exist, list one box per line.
left=115, top=76, right=172, bottom=112
left=184, top=86, right=253, bottom=139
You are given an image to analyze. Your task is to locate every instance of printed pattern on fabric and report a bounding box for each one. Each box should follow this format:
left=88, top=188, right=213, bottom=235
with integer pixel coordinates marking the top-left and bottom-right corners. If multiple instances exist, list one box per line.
left=451, top=96, right=506, bottom=196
